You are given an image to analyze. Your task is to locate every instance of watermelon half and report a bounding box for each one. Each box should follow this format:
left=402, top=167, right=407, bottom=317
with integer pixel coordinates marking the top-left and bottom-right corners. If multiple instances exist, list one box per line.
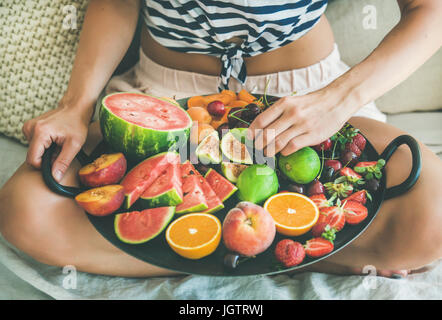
left=114, top=207, right=175, bottom=244
left=99, top=92, right=192, bottom=161
left=120, top=151, right=180, bottom=209
left=139, top=162, right=183, bottom=208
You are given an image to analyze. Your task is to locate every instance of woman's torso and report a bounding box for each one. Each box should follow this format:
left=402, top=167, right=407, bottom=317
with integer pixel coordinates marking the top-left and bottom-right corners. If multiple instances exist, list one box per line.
left=141, top=1, right=335, bottom=79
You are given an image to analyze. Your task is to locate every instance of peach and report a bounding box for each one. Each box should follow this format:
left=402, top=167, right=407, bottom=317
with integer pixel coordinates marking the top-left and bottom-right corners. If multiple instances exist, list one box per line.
left=75, top=185, right=124, bottom=216
left=78, top=153, right=127, bottom=187
left=222, top=201, right=276, bottom=256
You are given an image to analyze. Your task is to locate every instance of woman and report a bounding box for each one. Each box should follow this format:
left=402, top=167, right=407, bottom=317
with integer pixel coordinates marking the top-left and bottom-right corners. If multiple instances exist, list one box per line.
left=0, top=0, right=441, bottom=278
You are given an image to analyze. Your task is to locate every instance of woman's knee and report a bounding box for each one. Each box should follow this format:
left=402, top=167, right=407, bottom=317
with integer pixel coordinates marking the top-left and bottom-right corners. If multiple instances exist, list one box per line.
left=0, top=173, right=75, bottom=267
left=375, top=187, right=442, bottom=270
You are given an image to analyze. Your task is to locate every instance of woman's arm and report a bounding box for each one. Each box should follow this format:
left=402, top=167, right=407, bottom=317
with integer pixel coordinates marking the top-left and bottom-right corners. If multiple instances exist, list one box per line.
left=249, top=0, right=442, bottom=156
left=23, top=0, right=140, bottom=181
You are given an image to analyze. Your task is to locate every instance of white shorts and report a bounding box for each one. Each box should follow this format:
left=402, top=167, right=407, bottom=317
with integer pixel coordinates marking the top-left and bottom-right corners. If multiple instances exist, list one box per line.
left=104, top=44, right=387, bottom=123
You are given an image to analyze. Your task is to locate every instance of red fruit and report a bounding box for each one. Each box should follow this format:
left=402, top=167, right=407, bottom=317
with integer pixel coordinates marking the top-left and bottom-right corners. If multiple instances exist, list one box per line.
left=342, top=190, right=368, bottom=204
left=324, top=160, right=342, bottom=171
left=339, top=167, right=362, bottom=180
left=307, top=179, right=324, bottom=196
left=343, top=200, right=368, bottom=224
left=354, top=161, right=377, bottom=168
left=274, top=239, right=305, bottom=267
left=344, top=143, right=362, bottom=157
left=304, top=238, right=334, bottom=258
left=309, top=194, right=329, bottom=209
left=318, top=205, right=346, bottom=232
left=353, top=133, right=366, bottom=151
left=340, top=151, right=358, bottom=167
left=207, top=100, right=226, bottom=117
left=313, top=139, right=332, bottom=152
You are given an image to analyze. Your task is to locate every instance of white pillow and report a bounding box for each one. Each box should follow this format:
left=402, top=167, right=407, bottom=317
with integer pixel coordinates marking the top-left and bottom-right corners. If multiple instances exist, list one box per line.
left=0, top=0, right=88, bottom=144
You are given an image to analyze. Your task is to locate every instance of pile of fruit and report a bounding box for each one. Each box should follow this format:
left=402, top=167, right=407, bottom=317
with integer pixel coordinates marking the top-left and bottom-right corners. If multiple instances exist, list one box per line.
left=74, top=91, right=386, bottom=272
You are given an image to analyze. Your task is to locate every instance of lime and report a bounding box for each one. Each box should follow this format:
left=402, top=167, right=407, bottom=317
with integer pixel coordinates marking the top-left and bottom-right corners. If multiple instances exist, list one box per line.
left=278, top=147, right=320, bottom=184
left=236, top=164, right=279, bottom=204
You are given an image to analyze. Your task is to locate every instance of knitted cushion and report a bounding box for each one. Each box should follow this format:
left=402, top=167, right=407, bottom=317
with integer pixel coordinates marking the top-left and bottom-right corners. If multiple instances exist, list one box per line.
left=0, top=0, right=88, bottom=144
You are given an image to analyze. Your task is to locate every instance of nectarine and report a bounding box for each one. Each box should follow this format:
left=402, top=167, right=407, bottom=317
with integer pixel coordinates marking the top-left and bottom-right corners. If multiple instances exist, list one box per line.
left=222, top=201, right=276, bottom=256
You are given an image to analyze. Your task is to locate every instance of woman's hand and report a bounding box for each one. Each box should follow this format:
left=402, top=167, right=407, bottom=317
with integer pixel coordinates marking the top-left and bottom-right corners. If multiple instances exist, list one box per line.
left=248, top=88, right=358, bottom=157
left=22, top=100, right=93, bottom=182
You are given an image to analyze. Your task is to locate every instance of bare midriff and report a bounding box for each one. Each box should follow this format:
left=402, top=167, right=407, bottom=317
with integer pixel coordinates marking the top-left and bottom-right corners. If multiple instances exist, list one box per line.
left=140, top=15, right=335, bottom=76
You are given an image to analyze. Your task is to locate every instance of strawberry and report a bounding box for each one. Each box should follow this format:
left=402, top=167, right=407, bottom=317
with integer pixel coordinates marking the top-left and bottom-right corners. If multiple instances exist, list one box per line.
left=304, top=238, right=334, bottom=258
left=324, top=181, right=354, bottom=200
left=339, top=167, right=362, bottom=180
left=274, top=239, right=305, bottom=267
left=342, top=200, right=368, bottom=224
left=312, top=205, right=346, bottom=236
left=309, top=194, right=330, bottom=209
left=354, top=161, right=378, bottom=168
left=342, top=190, right=371, bottom=204
left=335, top=168, right=365, bottom=187
left=353, top=133, right=366, bottom=151
left=354, top=159, right=386, bottom=180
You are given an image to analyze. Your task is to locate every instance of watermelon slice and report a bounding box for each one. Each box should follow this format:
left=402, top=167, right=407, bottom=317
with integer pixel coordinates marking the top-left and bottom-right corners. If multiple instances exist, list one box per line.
left=120, top=152, right=180, bottom=209
left=199, top=176, right=224, bottom=213
left=204, top=168, right=238, bottom=202
left=139, top=162, right=183, bottom=208
left=176, top=174, right=208, bottom=214
left=176, top=161, right=224, bottom=214
left=114, top=207, right=175, bottom=244
left=100, top=92, right=192, bottom=161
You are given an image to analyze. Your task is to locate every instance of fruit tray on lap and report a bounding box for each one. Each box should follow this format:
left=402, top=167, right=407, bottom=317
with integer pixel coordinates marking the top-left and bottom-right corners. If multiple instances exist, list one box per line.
left=41, top=94, right=422, bottom=276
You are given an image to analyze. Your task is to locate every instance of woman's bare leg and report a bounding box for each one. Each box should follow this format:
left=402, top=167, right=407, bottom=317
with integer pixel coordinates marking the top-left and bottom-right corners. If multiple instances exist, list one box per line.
left=301, top=116, right=442, bottom=277
left=0, top=121, right=180, bottom=277
left=1, top=118, right=441, bottom=278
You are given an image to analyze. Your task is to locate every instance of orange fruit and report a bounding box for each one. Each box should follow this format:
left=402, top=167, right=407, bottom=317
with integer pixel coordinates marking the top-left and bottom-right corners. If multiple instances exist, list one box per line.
left=263, top=192, right=319, bottom=236
left=220, top=89, right=237, bottom=100
left=166, top=213, right=222, bottom=259
left=190, top=122, right=215, bottom=145
left=203, top=93, right=235, bottom=106
left=187, top=95, right=207, bottom=108
left=187, top=107, right=212, bottom=124
left=238, top=89, right=257, bottom=103
left=227, top=100, right=249, bottom=108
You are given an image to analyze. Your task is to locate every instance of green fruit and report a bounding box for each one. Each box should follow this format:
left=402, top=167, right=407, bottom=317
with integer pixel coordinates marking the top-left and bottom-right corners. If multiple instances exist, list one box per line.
left=220, top=162, right=248, bottom=183
left=278, top=147, right=321, bottom=184
left=220, top=130, right=253, bottom=164
left=195, top=131, right=221, bottom=164
left=236, top=164, right=279, bottom=204
left=100, top=92, right=192, bottom=161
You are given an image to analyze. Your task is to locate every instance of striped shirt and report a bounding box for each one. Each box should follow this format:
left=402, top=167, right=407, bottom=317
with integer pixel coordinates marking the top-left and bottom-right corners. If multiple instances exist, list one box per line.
left=142, top=0, right=328, bottom=90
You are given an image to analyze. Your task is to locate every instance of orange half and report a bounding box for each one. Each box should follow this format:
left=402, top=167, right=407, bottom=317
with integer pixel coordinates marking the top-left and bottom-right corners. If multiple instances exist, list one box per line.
left=165, top=213, right=221, bottom=259
left=264, top=192, right=319, bottom=236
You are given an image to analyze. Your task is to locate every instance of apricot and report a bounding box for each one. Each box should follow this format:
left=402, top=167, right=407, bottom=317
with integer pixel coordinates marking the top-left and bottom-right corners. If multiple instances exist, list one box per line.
left=187, top=107, right=212, bottom=124
left=190, top=122, right=216, bottom=145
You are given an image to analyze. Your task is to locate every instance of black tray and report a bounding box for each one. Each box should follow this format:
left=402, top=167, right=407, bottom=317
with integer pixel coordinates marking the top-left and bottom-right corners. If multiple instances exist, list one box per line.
left=41, top=97, right=422, bottom=276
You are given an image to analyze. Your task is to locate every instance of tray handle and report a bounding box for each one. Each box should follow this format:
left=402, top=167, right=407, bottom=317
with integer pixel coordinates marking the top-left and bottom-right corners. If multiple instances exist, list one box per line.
left=380, top=135, right=422, bottom=200
left=41, top=143, right=88, bottom=198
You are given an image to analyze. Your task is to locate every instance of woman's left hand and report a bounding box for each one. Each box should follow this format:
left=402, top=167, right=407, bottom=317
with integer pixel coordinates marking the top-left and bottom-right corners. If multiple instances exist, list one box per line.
left=247, top=88, right=356, bottom=157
